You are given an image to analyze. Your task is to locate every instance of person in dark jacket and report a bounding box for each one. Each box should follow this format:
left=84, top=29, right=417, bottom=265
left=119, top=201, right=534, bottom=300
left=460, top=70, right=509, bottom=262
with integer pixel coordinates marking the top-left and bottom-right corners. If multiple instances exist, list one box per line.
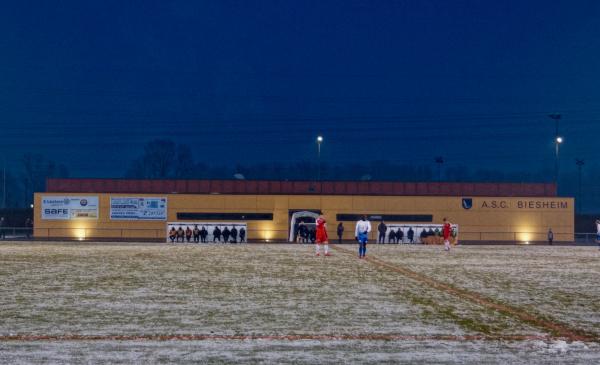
left=420, top=229, right=428, bottom=243
left=388, top=229, right=396, bottom=244
left=0, top=217, right=6, bottom=240
left=309, top=227, right=316, bottom=243
left=407, top=227, right=414, bottom=243
left=378, top=221, right=387, bottom=244
left=200, top=226, right=208, bottom=243
left=337, top=222, right=344, bottom=243
left=213, top=226, right=221, bottom=243
left=299, top=224, right=308, bottom=243
left=222, top=226, right=231, bottom=243
left=25, top=217, right=33, bottom=239
left=547, top=228, right=554, bottom=245
left=239, top=227, right=246, bottom=243
left=397, top=228, right=404, bottom=244
left=230, top=226, right=238, bottom=243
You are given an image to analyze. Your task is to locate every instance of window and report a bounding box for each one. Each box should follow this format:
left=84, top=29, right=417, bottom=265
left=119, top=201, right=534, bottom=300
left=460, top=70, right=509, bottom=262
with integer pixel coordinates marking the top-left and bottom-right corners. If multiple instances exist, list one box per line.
left=176, top=212, right=273, bottom=220
left=336, top=214, right=432, bottom=222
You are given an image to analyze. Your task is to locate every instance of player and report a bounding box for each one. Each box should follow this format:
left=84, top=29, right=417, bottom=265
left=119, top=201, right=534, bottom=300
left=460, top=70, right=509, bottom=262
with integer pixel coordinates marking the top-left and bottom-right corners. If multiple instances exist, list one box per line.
left=443, top=217, right=452, bottom=251
left=355, top=215, right=372, bottom=258
left=596, top=219, right=600, bottom=249
left=315, top=215, right=330, bottom=256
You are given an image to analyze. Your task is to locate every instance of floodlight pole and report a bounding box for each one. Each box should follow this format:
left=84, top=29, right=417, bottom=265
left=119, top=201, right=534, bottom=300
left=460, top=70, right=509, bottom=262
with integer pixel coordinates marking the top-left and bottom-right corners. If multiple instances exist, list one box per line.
left=317, top=136, right=323, bottom=182
left=548, top=113, right=562, bottom=190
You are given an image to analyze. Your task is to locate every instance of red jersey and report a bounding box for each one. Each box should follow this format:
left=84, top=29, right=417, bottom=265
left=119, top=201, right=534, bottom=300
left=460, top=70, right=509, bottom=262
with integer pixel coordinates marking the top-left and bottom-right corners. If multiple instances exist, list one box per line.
left=443, top=223, right=452, bottom=239
left=316, top=217, right=328, bottom=243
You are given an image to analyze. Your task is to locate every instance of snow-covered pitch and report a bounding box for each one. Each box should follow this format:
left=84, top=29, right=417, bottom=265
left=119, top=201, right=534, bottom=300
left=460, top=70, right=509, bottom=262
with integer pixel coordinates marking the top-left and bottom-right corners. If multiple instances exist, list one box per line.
left=0, top=243, right=599, bottom=364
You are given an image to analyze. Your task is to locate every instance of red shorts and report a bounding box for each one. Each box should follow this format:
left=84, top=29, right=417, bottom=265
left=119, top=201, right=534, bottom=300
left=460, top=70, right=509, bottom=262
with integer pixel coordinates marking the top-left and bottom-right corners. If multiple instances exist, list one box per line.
left=316, top=229, right=328, bottom=243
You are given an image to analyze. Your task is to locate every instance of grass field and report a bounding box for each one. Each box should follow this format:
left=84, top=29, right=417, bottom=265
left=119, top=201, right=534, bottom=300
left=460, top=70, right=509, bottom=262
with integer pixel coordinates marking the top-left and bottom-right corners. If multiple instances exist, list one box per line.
left=1, top=242, right=599, bottom=364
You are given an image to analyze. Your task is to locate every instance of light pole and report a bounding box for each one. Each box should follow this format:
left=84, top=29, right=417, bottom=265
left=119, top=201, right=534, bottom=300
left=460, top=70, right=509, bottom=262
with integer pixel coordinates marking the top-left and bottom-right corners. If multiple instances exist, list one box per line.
left=434, top=156, right=444, bottom=182
left=555, top=136, right=563, bottom=190
left=548, top=113, right=562, bottom=188
left=575, top=159, right=585, bottom=214
left=316, top=135, right=323, bottom=182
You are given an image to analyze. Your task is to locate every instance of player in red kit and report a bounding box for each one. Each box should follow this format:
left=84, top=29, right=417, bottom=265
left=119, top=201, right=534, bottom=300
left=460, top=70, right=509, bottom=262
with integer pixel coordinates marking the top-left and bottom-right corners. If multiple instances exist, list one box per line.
left=315, top=215, right=330, bottom=256
left=443, top=217, right=452, bottom=251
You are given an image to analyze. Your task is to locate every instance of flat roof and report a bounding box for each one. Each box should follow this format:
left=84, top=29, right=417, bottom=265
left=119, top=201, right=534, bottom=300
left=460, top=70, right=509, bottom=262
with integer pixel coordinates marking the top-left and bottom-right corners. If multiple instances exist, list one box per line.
left=45, top=178, right=557, bottom=197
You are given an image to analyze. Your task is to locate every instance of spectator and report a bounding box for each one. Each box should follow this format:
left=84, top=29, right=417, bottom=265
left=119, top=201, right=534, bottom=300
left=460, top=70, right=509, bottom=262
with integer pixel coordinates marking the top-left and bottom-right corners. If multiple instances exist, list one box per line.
left=230, top=226, right=238, bottom=243
left=222, top=226, right=231, bottom=243
left=547, top=228, right=553, bottom=245
left=407, top=227, right=414, bottom=243
left=185, top=226, right=193, bottom=242
left=239, top=227, right=246, bottom=243
left=213, top=226, right=221, bottom=242
left=176, top=226, right=185, bottom=242
left=337, top=222, right=344, bottom=243
left=397, top=228, right=404, bottom=244
left=25, top=217, right=33, bottom=239
left=168, top=227, right=177, bottom=243
left=378, top=221, right=387, bottom=244
left=193, top=225, right=200, bottom=243
left=309, top=227, right=316, bottom=243
left=0, top=217, right=6, bottom=240
left=200, top=226, right=208, bottom=243
left=299, top=223, right=308, bottom=243
left=388, top=229, right=396, bottom=244
left=420, top=228, right=428, bottom=243
left=297, top=221, right=306, bottom=243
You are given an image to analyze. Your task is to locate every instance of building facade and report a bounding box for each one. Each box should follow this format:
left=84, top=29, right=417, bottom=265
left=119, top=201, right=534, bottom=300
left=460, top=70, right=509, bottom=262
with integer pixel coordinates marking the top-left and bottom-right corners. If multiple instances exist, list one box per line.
left=34, top=179, right=573, bottom=242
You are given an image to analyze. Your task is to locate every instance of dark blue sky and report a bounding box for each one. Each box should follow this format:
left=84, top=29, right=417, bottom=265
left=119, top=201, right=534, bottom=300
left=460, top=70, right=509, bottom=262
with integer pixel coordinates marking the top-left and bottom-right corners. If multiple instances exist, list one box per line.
left=1, top=0, right=599, bottom=178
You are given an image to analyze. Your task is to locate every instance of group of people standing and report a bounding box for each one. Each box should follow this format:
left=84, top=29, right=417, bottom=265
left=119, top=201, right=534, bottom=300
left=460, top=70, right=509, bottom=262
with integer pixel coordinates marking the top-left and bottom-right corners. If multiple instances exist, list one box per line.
left=309, top=215, right=455, bottom=258
left=168, top=225, right=246, bottom=244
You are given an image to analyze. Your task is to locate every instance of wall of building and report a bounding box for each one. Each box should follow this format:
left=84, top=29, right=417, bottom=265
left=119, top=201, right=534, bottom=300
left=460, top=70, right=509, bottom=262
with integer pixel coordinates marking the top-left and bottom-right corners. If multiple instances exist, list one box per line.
left=33, top=193, right=574, bottom=242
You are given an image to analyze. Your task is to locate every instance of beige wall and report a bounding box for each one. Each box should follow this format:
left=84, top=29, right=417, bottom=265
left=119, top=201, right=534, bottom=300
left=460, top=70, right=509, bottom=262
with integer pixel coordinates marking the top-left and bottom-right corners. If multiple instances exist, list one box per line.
left=34, top=193, right=574, bottom=242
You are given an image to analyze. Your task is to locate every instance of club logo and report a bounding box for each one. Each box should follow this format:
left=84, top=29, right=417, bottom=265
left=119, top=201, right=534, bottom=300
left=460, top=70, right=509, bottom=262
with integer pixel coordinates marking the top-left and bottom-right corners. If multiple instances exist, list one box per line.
left=80, top=199, right=88, bottom=206
left=462, top=198, right=473, bottom=210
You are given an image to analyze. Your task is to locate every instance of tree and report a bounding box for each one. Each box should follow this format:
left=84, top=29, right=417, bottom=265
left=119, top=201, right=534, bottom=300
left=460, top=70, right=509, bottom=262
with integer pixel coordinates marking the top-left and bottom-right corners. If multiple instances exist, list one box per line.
left=126, top=139, right=177, bottom=178
left=175, top=144, right=194, bottom=178
left=21, top=153, right=69, bottom=206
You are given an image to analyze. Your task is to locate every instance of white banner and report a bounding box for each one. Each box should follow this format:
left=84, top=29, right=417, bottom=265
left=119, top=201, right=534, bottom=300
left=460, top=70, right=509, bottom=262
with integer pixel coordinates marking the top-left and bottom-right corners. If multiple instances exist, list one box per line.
left=167, top=222, right=247, bottom=244
left=41, top=196, right=99, bottom=220
left=110, top=197, right=167, bottom=220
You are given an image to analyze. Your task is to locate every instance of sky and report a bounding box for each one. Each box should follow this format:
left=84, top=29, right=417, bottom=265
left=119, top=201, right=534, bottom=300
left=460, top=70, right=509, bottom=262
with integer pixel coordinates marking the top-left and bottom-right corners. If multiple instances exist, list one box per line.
left=1, top=0, right=600, bottom=180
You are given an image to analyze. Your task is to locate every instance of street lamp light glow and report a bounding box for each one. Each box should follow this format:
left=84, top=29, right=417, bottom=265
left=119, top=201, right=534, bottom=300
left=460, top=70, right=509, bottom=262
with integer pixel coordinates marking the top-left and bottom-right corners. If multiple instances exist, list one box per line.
left=317, top=136, right=323, bottom=143
left=556, top=136, right=563, bottom=143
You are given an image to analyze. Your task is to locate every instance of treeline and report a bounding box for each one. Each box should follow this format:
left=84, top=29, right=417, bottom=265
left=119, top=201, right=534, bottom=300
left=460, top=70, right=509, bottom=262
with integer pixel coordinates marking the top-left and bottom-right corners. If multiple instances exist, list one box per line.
left=0, top=153, right=69, bottom=208
left=125, top=139, right=554, bottom=183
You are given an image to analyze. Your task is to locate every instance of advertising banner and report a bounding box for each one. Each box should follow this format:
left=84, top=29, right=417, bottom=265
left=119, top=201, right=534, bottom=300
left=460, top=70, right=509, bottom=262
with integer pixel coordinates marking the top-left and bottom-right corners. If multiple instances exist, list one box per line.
left=41, top=196, right=99, bottom=220
left=110, top=197, right=167, bottom=220
left=166, top=222, right=247, bottom=244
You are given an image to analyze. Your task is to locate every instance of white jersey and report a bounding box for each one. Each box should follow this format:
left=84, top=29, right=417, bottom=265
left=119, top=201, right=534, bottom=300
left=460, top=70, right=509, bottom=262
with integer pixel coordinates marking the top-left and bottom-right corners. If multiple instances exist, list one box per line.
left=355, top=220, right=372, bottom=236
left=597, top=222, right=600, bottom=234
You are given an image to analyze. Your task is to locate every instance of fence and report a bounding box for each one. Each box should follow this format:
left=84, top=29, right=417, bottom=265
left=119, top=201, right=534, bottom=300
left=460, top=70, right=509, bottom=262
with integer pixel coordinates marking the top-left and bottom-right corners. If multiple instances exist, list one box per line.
left=574, top=233, right=599, bottom=244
